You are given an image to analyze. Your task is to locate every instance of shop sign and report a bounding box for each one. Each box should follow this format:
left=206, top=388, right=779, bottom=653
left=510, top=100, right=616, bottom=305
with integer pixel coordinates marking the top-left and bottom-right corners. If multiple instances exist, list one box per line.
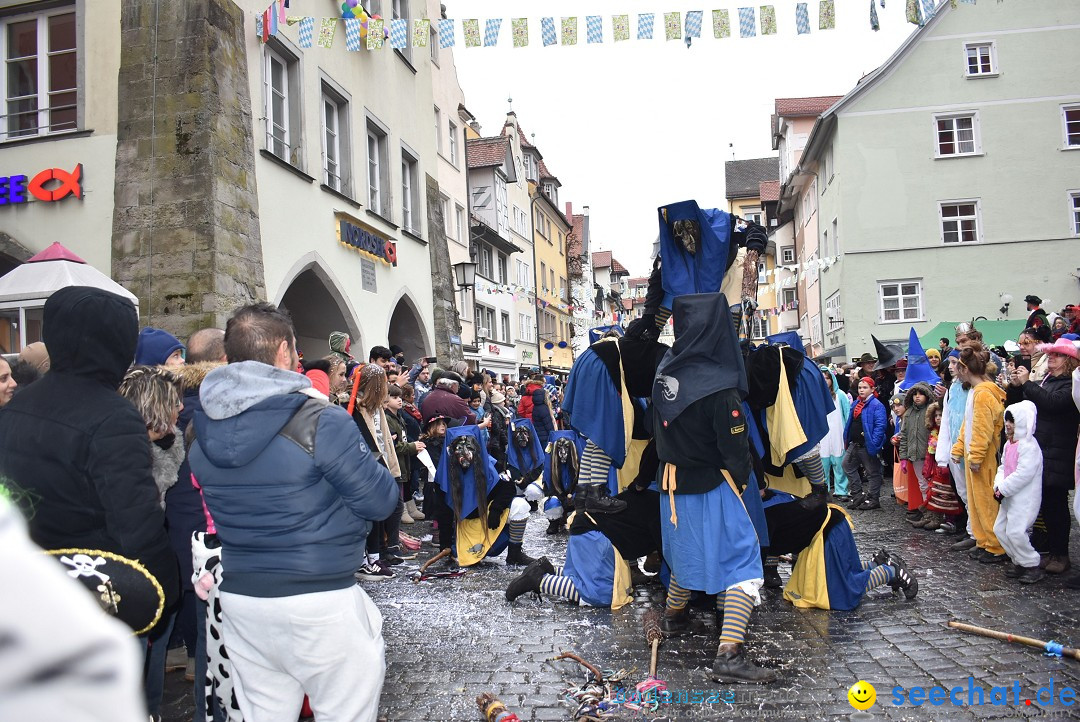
left=338, top=218, right=397, bottom=266
left=487, top=344, right=500, bottom=355
left=521, top=349, right=535, bottom=360
left=0, top=164, right=82, bottom=205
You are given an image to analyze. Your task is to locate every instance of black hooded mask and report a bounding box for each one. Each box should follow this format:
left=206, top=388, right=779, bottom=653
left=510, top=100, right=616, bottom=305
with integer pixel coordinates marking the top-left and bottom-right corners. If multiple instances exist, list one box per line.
left=43, top=286, right=139, bottom=389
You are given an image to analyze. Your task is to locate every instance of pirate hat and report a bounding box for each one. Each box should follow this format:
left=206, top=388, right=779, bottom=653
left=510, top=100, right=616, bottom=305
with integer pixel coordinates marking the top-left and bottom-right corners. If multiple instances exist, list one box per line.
left=47, top=548, right=165, bottom=635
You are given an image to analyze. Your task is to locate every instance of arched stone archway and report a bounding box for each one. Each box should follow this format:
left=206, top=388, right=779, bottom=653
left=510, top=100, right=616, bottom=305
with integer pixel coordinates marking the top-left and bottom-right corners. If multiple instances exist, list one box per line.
left=387, top=293, right=429, bottom=363
left=277, top=258, right=362, bottom=361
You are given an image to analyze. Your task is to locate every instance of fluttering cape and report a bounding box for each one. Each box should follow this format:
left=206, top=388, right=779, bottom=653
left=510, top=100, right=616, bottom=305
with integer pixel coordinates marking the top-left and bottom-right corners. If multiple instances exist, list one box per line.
left=657, top=201, right=736, bottom=308
left=653, top=292, right=747, bottom=425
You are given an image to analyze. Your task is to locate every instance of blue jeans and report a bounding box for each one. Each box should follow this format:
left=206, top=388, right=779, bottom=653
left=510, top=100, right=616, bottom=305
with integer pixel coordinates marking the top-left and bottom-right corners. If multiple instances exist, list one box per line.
left=140, top=610, right=176, bottom=719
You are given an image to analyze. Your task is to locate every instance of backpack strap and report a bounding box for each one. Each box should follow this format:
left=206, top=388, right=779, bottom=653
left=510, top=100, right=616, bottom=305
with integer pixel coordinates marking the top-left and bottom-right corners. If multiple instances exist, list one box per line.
left=279, top=397, right=331, bottom=457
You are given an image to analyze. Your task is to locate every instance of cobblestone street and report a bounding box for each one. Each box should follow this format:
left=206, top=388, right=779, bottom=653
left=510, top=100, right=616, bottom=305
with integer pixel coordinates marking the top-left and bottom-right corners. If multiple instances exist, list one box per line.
left=163, top=482, right=1080, bottom=721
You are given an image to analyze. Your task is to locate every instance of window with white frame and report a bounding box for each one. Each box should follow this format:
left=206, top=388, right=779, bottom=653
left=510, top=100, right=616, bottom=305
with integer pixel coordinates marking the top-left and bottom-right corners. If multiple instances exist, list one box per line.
left=757, top=261, right=767, bottom=284
left=391, top=0, right=410, bottom=61
left=479, top=243, right=493, bottom=279
left=781, top=246, right=795, bottom=264
left=320, top=84, right=350, bottom=192
left=366, top=121, right=389, bottom=215
left=935, top=113, right=979, bottom=157
left=811, top=315, right=822, bottom=347
left=513, top=205, right=528, bottom=237
left=518, top=313, right=534, bottom=342
left=964, top=42, right=995, bottom=77
left=560, top=276, right=567, bottom=301
left=543, top=182, right=558, bottom=205
left=1064, top=105, right=1080, bottom=148
left=831, top=218, right=839, bottom=257
left=822, top=147, right=833, bottom=184
left=535, top=208, right=549, bottom=238
left=825, top=291, right=843, bottom=329
left=440, top=194, right=451, bottom=239
left=879, top=280, right=923, bottom=323
left=742, top=207, right=763, bottom=226
left=517, top=259, right=530, bottom=287
left=475, top=304, right=495, bottom=340
left=782, top=288, right=798, bottom=308
left=540, top=261, right=547, bottom=292
left=497, top=253, right=507, bottom=284
left=1, top=8, right=77, bottom=141
left=500, top=312, right=511, bottom=343
left=433, top=106, right=442, bottom=154
left=455, top=204, right=465, bottom=245
left=429, top=26, right=439, bottom=64
left=264, top=43, right=301, bottom=164
left=940, top=200, right=981, bottom=244
left=1071, top=192, right=1080, bottom=236
left=400, top=148, right=419, bottom=233
left=801, top=180, right=817, bottom=225
left=821, top=228, right=829, bottom=260
left=806, top=252, right=819, bottom=287
left=750, top=312, right=768, bottom=339
left=448, top=120, right=458, bottom=166
left=495, top=173, right=509, bottom=238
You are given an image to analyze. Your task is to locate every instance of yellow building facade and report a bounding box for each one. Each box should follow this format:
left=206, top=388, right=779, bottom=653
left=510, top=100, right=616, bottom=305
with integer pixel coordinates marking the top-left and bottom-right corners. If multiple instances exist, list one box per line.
left=532, top=182, right=574, bottom=372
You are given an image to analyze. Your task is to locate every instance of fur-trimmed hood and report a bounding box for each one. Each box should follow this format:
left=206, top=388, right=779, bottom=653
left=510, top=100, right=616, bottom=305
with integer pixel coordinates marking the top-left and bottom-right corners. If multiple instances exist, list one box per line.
left=903, top=382, right=934, bottom=410
left=172, top=361, right=225, bottom=393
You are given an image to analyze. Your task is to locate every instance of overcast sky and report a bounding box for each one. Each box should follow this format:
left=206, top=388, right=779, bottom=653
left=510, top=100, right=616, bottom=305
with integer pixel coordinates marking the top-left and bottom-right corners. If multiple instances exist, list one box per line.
left=450, top=0, right=917, bottom=276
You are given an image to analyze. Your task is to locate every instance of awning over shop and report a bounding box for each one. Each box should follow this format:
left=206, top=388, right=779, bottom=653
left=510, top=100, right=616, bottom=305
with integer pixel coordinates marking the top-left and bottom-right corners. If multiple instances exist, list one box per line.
left=918, top=320, right=1026, bottom=350
left=0, top=242, right=138, bottom=306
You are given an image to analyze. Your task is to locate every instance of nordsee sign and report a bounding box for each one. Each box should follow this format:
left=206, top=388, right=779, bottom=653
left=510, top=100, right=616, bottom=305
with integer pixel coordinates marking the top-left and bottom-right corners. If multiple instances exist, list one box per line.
left=339, top=218, right=397, bottom=266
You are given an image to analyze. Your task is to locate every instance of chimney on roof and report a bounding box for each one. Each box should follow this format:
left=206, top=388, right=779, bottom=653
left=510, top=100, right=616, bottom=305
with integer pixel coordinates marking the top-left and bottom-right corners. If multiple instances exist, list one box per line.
left=583, top=205, right=589, bottom=217
left=565, top=202, right=572, bottom=219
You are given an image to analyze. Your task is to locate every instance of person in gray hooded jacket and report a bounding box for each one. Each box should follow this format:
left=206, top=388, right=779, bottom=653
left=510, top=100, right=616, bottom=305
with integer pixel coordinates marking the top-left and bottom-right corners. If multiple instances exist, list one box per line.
left=188, top=302, right=397, bottom=722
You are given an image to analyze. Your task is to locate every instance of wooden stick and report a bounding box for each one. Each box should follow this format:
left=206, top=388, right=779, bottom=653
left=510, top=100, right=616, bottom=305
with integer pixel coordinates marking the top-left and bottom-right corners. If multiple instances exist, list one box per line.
left=642, top=608, right=662, bottom=678
left=413, top=548, right=451, bottom=582
left=948, top=621, right=1080, bottom=661
left=649, top=639, right=659, bottom=679
left=551, top=651, right=603, bottom=682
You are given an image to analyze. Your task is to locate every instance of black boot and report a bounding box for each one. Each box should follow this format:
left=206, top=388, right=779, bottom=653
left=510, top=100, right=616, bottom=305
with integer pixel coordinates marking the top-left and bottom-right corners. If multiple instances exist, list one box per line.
left=711, top=642, right=779, bottom=684
left=847, top=492, right=867, bottom=510
left=506, top=542, right=536, bottom=567
left=871, top=548, right=889, bottom=567
left=505, top=556, right=555, bottom=602
left=763, top=564, right=782, bottom=589
left=798, top=482, right=828, bottom=511
left=887, top=553, right=918, bottom=599
left=582, top=484, right=627, bottom=514
left=643, top=551, right=662, bottom=574
left=545, top=518, right=563, bottom=535
left=660, top=608, right=691, bottom=637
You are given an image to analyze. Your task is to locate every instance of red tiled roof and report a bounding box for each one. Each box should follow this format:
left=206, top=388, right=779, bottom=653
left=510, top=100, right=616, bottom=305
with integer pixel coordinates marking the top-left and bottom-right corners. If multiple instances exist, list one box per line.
left=538, top=158, right=559, bottom=184
left=627, top=276, right=649, bottom=286
left=611, top=257, right=628, bottom=275
left=592, top=250, right=611, bottom=268
left=621, top=299, right=633, bottom=311
left=466, top=137, right=509, bottom=169
left=774, top=96, right=844, bottom=118
left=759, top=180, right=780, bottom=202
left=568, top=214, right=585, bottom=257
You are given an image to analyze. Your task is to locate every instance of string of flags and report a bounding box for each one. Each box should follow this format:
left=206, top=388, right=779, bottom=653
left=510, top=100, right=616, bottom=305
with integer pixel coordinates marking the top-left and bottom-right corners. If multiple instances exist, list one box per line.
left=254, top=0, right=961, bottom=49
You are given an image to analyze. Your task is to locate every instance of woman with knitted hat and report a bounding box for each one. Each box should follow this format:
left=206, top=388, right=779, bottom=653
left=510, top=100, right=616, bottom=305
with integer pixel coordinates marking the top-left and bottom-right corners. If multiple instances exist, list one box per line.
left=1008, top=337, right=1080, bottom=574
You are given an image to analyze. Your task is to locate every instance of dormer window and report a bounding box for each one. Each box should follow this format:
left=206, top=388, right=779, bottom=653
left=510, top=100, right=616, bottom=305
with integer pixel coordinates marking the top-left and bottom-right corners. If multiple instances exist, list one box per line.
left=543, top=182, right=558, bottom=204
left=523, top=153, right=538, bottom=182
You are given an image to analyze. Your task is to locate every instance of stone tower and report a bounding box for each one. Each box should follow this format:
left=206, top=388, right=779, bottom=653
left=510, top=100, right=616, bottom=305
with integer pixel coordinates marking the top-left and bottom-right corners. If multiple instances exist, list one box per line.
left=111, top=0, right=265, bottom=336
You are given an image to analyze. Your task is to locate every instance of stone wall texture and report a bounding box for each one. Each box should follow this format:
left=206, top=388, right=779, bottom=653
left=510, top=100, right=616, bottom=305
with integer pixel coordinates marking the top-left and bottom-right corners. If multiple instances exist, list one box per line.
left=111, top=0, right=265, bottom=336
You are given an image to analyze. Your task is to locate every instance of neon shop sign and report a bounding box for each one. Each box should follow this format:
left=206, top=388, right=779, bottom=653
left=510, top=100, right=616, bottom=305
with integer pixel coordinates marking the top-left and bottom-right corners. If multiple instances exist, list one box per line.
left=0, top=164, right=83, bottom=205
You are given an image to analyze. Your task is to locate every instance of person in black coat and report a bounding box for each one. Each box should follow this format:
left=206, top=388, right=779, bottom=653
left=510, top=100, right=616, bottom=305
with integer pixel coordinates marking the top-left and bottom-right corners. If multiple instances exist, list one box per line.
left=529, top=386, right=555, bottom=447
left=1009, top=339, right=1080, bottom=573
left=0, top=287, right=180, bottom=616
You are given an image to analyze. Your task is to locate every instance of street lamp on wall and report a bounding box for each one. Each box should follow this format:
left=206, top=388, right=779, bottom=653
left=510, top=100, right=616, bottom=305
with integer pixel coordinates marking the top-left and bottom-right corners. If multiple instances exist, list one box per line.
left=453, top=261, right=477, bottom=289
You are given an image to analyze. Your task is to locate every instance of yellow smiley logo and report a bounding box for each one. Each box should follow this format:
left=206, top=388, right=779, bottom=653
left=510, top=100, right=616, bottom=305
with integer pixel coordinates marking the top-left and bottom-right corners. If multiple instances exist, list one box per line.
left=848, top=680, right=876, bottom=711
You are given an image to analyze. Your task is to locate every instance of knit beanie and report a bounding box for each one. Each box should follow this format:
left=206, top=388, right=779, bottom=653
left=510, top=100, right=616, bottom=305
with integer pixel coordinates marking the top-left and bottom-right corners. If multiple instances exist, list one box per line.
left=134, top=328, right=184, bottom=366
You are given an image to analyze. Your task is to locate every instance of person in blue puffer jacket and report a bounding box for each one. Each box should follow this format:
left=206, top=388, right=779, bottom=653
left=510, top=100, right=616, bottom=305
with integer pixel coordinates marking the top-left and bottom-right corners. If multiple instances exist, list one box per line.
left=188, top=302, right=397, bottom=722
left=842, top=376, right=889, bottom=510
left=529, top=385, right=556, bottom=447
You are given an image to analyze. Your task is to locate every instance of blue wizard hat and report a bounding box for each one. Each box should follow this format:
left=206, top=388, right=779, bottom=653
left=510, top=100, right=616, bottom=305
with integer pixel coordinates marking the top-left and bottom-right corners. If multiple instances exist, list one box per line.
left=898, top=327, right=940, bottom=391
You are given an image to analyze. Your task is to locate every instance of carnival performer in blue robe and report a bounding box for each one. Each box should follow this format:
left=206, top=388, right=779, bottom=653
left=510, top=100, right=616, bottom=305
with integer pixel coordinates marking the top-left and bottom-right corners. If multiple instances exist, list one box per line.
left=506, top=417, right=545, bottom=486
left=762, top=490, right=918, bottom=609
left=542, top=429, right=587, bottom=534
left=432, top=426, right=535, bottom=567
left=652, top=292, right=777, bottom=684
left=505, top=488, right=662, bottom=609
